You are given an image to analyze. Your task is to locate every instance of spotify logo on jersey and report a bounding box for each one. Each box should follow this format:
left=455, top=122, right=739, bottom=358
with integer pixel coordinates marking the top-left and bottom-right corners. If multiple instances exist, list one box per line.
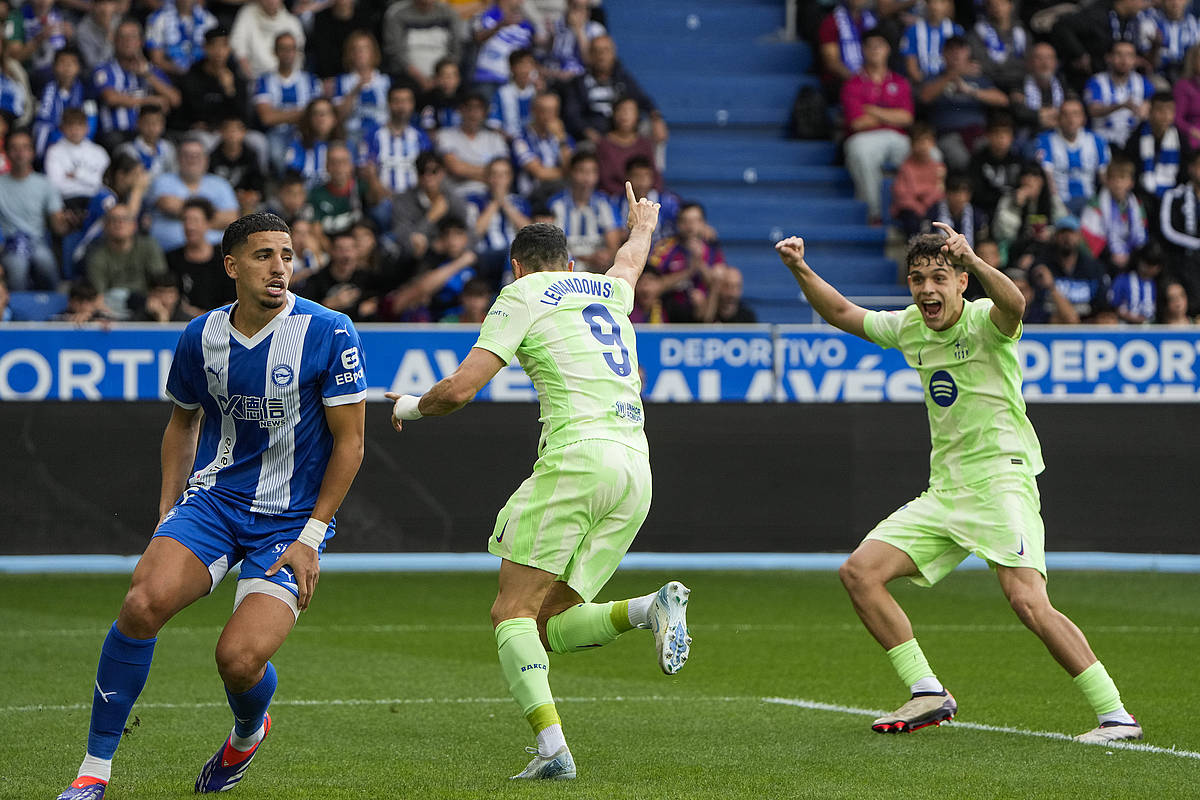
left=929, top=370, right=958, bottom=407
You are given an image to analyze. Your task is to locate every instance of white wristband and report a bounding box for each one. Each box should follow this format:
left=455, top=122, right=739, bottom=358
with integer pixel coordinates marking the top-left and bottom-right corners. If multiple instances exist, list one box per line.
left=297, top=517, right=327, bottom=550
left=392, top=394, right=424, bottom=421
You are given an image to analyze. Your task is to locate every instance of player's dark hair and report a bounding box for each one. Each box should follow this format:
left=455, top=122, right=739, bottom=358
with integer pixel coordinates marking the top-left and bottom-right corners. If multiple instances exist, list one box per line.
left=222, top=212, right=290, bottom=258
left=907, top=233, right=959, bottom=272
left=510, top=222, right=569, bottom=273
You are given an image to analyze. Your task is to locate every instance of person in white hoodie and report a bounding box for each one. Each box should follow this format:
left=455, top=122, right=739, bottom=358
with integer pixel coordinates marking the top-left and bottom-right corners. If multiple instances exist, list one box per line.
left=44, top=107, right=112, bottom=209
left=229, top=0, right=305, bottom=79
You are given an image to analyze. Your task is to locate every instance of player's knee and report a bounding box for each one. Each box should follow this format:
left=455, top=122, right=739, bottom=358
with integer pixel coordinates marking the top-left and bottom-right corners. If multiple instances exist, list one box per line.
left=215, top=644, right=265, bottom=689
left=1006, top=590, right=1047, bottom=629
left=839, top=557, right=873, bottom=593
left=118, top=585, right=173, bottom=637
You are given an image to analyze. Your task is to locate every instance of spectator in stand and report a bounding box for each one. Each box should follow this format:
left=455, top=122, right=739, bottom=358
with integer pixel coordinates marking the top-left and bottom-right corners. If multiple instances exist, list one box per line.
left=301, top=229, right=375, bottom=318
left=488, top=48, right=540, bottom=140
left=33, top=47, right=96, bottom=161
left=74, top=153, right=150, bottom=268
left=1081, top=155, right=1148, bottom=272
left=694, top=264, right=756, bottom=324
left=177, top=27, right=251, bottom=135
left=382, top=0, right=460, bottom=93
left=1109, top=242, right=1163, bottom=323
left=21, top=0, right=70, bottom=73
left=817, top=0, right=878, bottom=101
left=52, top=280, right=111, bottom=322
left=900, top=0, right=963, bottom=84
left=994, top=162, right=1067, bottom=265
left=1159, top=148, right=1200, bottom=308
left=438, top=276, right=491, bottom=323
left=209, top=115, right=265, bottom=194
left=359, top=83, right=432, bottom=224
left=254, top=32, right=323, bottom=173
left=891, top=122, right=946, bottom=239
left=436, top=90, right=509, bottom=198
left=472, top=0, right=537, bottom=86
left=563, top=34, right=667, bottom=146
left=926, top=173, right=988, bottom=247
left=0, top=274, right=10, bottom=321
left=1149, top=0, right=1200, bottom=83
left=93, top=19, right=181, bottom=149
left=145, top=0, right=218, bottom=78
left=0, top=36, right=29, bottom=127
left=1161, top=279, right=1197, bottom=323
left=968, top=112, right=1027, bottom=218
left=1126, top=91, right=1188, bottom=208
left=133, top=272, right=190, bottom=322
left=235, top=172, right=266, bottom=216
left=549, top=150, right=620, bottom=272
left=391, top=150, right=467, bottom=260
left=308, top=0, right=370, bottom=80
left=1024, top=261, right=1076, bottom=323
left=646, top=201, right=724, bottom=322
left=76, top=0, right=119, bottom=72
left=613, top=154, right=679, bottom=243
left=545, top=0, right=606, bottom=85
left=841, top=30, right=913, bottom=225
left=229, top=0, right=305, bottom=79
left=45, top=108, right=111, bottom=211
left=466, top=156, right=529, bottom=280
left=1052, top=0, right=1154, bottom=89
left=968, top=0, right=1028, bottom=92
left=918, top=36, right=1010, bottom=171
left=285, top=97, right=344, bottom=188
left=629, top=272, right=666, bottom=323
left=331, top=31, right=391, bottom=146
left=596, top=95, right=658, bottom=198
left=0, top=130, right=65, bottom=289
left=1011, top=42, right=1064, bottom=137
left=268, top=169, right=313, bottom=221
left=1030, top=215, right=1109, bottom=322
left=1036, top=97, right=1111, bottom=214
left=147, top=136, right=237, bottom=251
left=393, top=215, right=478, bottom=320
left=418, top=57, right=463, bottom=133
left=288, top=215, right=326, bottom=288
left=1174, top=44, right=1200, bottom=150
left=513, top=90, right=573, bottom=197
left=85, top=202, right=167, bottom=314
left=307, top=141, right=366, bottom=236
left=165, top=196, right=235, bottom=316
left=1085, top=41, right=1155, bottom=149
left=115, top=106, right=177, bottom=182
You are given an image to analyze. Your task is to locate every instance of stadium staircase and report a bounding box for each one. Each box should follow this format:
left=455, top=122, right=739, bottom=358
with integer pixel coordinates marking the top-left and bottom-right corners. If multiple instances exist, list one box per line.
left=605, top=0, right=909, bottom=322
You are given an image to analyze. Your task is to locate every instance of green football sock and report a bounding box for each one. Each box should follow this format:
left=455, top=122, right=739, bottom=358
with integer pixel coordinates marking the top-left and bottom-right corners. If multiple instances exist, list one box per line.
left=1073, top=661, right=1123, bottom=716
left=495, top=617, right=557, bottom=731
left=546, top=602, right=626, bottom=654
left=886, top=638, right=937, bottom=687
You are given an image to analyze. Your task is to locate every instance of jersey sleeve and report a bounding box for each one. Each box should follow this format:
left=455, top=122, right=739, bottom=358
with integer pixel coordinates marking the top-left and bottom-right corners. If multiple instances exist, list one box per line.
left=320, top=316, right=368, bottom=406
left=975, top=297, right=1021, bottom=343
left=164, top=325, right=203, bottom=409
left=862, top=308, right=904, bottom=349
left=473, top=285, right=533, bottom=364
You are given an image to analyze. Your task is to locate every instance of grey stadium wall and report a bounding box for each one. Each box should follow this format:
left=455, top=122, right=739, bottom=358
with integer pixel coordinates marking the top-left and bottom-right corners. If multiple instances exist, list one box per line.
left=0, top=402, right=1195, bottom=555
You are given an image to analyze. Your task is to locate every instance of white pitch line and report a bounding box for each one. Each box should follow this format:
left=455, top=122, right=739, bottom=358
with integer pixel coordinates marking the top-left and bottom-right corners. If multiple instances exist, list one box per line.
left=763, top=697, right=1200, bottom=761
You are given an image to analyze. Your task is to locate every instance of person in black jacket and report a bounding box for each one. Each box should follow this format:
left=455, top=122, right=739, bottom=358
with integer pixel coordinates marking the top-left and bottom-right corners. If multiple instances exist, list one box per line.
left=1051, top=0, right=1152, bottom=90
left=562, top=34, right=667, bottom=146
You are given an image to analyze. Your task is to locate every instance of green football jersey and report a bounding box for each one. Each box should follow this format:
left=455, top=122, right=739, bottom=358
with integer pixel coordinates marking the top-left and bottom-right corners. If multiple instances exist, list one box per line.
left=473, top=270, right=648, bottom=456
left=863, top=298, right=1044, bottom=489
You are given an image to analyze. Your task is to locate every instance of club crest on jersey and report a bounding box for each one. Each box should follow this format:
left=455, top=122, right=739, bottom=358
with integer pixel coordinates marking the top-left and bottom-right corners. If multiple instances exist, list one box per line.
left=929, top=370, right=958, bottom=407
left=271, top=364, right=294, bottom=387
left=954, top=341, right=969, bottom=360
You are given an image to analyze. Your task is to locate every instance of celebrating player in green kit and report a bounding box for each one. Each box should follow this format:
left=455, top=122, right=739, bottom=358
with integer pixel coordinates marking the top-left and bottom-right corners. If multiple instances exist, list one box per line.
left=775, top=223, right=1142, bottom=745
left=385, top=182, right=691, bottom=780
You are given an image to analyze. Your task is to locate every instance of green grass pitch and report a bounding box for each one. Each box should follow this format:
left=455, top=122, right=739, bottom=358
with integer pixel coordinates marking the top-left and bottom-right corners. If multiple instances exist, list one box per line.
left=5, top=570, right=1198, bottom=799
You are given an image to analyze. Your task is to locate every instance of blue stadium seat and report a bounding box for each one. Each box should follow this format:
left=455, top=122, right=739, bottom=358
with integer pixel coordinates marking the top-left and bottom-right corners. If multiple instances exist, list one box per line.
left=9, top=291, right=68, bottom=321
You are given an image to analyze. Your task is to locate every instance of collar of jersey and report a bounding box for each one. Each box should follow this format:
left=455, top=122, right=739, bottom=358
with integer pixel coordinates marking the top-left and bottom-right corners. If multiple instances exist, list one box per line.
left=224, top=291, right=296, bottom=350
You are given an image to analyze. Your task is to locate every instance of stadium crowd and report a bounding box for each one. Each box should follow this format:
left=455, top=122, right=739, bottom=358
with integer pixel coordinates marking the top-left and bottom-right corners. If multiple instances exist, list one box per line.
left=811, top=0, right=1200, bottom=324
left=0, top=0, right=756, bottom=325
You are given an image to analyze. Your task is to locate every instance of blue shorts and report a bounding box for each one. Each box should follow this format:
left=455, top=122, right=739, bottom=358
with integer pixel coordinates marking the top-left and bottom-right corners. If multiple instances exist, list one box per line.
left=153, top=487, right=334, bottom=598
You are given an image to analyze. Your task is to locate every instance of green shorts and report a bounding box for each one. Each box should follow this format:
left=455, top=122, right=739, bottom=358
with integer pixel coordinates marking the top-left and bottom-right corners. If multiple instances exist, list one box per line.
left=488, top=439, right=652, bottom=602
left=864, top=472, right=1047, bottom=587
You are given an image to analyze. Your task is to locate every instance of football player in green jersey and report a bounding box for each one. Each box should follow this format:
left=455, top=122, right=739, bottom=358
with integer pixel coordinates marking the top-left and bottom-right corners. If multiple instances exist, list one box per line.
left=385, top=183, right=692, bottom=780
left=776, top=223, right=1141, bottom=745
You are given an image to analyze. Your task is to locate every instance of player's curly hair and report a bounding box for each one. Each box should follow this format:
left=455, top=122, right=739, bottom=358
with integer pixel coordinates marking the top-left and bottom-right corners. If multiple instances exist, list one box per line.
left=906, top=233, right=958, bottom=272
left=222, top=212, right=291, bottom=258
left=511, top=223, right=570, bottom=272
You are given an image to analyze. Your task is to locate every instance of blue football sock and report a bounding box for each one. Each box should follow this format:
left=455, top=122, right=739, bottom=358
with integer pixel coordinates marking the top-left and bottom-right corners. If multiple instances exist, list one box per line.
left=87, top=622, right=156, bottom=760
left=225, top=661, right=277, bottom=739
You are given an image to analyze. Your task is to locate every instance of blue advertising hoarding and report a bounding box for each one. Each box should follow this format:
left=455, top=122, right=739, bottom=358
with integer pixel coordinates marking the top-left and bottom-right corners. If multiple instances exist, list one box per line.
left=0, top=324, right=1197, bottom=401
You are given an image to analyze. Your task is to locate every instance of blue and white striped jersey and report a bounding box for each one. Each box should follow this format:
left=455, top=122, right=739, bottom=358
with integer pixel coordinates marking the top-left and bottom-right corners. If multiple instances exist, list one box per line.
left=1084, top=71, right=1156, bottom=146
left=488, top=81, right=536, bottom=139
left=165, top=293, right=368, bottom=516
left=360, top=123, right=431, bottom=193
left=1036, top=130, right=1111, bottom=205
left=94, top=60, right=170, bottom=133
left=332, top=70, right=391, bottom=141
left=253, top=69, right=323, bottom=131
left=548, top=189, right=617, bottom=258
